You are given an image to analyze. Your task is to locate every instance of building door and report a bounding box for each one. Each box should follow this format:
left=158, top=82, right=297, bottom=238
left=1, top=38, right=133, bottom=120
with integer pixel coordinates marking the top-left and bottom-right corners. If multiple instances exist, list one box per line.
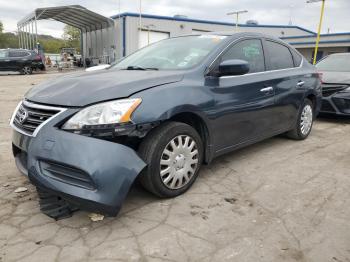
left=138, top=30, right=169, bottom=49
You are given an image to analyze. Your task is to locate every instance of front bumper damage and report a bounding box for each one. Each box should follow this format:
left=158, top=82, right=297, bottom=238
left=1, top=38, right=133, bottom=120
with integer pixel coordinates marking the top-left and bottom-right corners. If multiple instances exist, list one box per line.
left=12, top=109, right=146, bottom=219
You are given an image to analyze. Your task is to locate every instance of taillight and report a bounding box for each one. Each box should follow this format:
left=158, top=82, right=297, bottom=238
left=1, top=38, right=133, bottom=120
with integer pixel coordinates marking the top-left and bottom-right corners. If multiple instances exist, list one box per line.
left=35, top=55, right=41, bottom=61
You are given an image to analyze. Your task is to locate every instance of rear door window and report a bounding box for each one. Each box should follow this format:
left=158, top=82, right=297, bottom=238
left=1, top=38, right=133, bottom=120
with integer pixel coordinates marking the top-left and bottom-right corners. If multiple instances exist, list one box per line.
left=9, top=51, right=29, bottom=58
left=291, top=49, right=302, bottom=67
left=265, top=40, right=294, bottom=70
left=9, top=51, right=21, bottom=57
left=21, top=51, right=30, bottom=57
left=220, top=39, right=265, bottom=73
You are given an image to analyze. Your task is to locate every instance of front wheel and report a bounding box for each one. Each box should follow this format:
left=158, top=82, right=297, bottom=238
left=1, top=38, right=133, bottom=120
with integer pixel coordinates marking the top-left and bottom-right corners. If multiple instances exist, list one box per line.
left=138, top=122, right=203, bottom=198
left=21, top=66, right=32, bottom=75
left=286, top=98, right=314, bottom=140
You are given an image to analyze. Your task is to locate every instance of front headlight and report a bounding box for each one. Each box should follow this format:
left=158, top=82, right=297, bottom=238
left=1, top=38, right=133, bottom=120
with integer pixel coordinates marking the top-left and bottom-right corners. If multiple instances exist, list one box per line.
left=62, top=98, right=142, bottom=130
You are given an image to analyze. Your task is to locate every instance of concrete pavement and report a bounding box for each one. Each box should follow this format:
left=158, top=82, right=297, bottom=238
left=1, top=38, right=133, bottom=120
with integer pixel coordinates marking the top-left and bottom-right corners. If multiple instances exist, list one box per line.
left=0, top=72, right=349, bottom=262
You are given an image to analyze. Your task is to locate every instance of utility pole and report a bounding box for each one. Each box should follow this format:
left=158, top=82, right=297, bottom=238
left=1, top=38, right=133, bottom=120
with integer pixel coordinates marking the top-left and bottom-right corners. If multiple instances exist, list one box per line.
left=227, top=10, right=248, bottom=31
left=139, top=0, right=142, bottom=32
left=307, top=0, right=326, bottom=65
left=289, top=5, right=294, bottom=25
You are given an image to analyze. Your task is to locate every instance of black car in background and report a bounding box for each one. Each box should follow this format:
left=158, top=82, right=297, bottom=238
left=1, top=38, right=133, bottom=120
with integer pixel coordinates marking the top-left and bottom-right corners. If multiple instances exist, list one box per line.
left=10, top=32, right=322, bottom=219
left=316, top=53, right=350, bottom=115
left=0, top=49, right=45, bottom=74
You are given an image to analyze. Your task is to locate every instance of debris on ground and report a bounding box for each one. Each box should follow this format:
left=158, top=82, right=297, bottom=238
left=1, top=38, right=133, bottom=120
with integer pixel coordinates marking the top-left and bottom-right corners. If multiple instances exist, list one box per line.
left=14, top=187, right=28, bottom=193
left=224, top=197, right=237, bottom=204
left=88, top=213, right=104, bottom=222
left=3, top=183, right=10, bottom=187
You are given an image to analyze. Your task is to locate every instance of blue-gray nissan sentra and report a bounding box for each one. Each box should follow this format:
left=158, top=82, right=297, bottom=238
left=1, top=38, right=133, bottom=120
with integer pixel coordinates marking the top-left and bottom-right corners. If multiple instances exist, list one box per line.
left=10, top=32, right=322, bottom=219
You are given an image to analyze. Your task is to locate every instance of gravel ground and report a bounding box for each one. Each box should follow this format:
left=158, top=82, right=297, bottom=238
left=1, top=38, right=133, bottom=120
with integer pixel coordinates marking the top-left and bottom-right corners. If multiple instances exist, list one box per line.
left=0, top=72, right=349, bottom=262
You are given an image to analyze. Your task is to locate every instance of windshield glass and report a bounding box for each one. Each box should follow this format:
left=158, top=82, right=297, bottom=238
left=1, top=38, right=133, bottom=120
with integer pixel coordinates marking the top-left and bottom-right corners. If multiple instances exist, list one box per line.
left=112, top=35, right=227, bottom=70
left=316, top=54, right=350, bottom=72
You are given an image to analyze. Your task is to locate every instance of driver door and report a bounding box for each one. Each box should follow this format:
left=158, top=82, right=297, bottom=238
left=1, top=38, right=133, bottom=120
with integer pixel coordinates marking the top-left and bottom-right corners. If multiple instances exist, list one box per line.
left=209, top=38, right=277, bottom=152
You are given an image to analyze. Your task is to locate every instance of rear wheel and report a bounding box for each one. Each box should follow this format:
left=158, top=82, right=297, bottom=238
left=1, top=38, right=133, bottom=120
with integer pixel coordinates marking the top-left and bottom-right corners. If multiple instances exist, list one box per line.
left=138, top=122, right=203, bottom=198
left=21, top=66, right=32, bottom=75
left=286, top=98, right=314, bottom=140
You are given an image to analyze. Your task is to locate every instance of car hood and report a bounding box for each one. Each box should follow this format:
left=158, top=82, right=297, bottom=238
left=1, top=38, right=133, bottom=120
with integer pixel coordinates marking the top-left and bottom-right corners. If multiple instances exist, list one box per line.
left=319, top=71, right=350, bottom=85
left=25, top=69, right=184, bottom=107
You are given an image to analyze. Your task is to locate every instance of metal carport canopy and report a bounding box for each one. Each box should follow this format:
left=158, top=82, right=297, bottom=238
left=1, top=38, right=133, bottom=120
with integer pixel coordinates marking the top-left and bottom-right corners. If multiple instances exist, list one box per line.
left=18, top=5, right=114, bottom=31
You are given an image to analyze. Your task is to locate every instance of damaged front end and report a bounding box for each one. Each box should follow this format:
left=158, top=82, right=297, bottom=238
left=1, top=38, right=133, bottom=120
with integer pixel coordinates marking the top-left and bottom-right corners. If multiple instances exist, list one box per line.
left=11, top=100, right=148, bottom=219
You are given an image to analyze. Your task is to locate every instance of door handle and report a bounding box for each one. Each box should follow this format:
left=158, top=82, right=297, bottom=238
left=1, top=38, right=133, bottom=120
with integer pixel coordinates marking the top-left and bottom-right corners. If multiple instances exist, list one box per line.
left=260, top=86, right=274, bottom=93
left=297, top=81, right=305, bottom=87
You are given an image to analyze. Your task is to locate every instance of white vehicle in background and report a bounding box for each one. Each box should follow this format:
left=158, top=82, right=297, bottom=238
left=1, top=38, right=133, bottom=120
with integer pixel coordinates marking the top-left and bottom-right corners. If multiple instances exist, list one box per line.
left=85, top=64, right=111, bottom=72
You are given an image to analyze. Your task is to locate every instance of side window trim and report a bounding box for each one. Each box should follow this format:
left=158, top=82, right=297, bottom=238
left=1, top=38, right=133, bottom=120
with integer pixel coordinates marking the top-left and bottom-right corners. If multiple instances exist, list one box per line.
left=208, top=37, right=266, bottom=76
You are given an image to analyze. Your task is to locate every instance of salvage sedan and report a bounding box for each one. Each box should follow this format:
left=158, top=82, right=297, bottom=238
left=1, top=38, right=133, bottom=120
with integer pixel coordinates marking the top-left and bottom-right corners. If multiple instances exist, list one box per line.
left=10, top=32, right=322, bottom=219
left=316, top=53, right=350, bottom=115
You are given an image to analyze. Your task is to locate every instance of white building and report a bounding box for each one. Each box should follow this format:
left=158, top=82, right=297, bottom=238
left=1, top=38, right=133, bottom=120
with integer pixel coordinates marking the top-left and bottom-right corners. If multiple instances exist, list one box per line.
left=112, top=12, right=350, bottom=63
left=18, top=6, right=350, bottom=65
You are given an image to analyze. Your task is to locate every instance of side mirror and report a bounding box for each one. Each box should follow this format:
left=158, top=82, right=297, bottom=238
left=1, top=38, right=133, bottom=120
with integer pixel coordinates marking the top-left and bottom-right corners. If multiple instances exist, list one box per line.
left=218, top=59, right=250, bottom=76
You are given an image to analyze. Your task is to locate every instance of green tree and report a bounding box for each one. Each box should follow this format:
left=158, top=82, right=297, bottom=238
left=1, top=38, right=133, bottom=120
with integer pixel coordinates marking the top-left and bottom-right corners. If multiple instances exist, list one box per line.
left=0, top=21, right=3, bottom=33
left=62, top=25, right=81, bottom=53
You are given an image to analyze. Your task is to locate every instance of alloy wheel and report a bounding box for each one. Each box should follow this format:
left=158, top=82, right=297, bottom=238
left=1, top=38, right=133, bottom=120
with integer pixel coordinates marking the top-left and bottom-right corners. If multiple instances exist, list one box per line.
left=22, top=66, right=32, bottom=75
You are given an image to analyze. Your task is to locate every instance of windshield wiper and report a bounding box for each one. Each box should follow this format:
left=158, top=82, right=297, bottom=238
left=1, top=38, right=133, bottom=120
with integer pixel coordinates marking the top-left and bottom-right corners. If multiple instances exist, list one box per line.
left=123, top=65, right=159, bottom=71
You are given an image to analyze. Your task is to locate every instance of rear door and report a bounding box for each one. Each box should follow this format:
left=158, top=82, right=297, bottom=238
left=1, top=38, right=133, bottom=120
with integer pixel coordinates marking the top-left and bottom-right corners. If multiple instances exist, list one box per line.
left=9, top=50, right=31, bottom=70
left=8, top=51, right=21, bottom=70
left=209, top=38, right=277, bottom=151
left=263, top=39, right=306, bottom=131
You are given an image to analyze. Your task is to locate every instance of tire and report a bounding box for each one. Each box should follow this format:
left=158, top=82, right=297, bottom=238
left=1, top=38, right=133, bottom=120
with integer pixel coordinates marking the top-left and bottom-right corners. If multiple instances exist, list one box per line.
left=286, top=98, right=314, bottom=140
left=21, top=66, right=32, bottom=75
left=138, top=122, right=203, bottom=198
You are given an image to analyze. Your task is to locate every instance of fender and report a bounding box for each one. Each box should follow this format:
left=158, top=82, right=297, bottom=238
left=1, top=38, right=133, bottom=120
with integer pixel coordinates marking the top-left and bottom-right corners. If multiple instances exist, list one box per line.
left=131, top=82, right=216, bottom=163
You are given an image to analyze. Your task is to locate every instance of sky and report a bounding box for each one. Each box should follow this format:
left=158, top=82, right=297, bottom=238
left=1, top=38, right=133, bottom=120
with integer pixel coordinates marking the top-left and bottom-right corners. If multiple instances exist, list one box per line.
left=0, top=0, right=349, bottom=38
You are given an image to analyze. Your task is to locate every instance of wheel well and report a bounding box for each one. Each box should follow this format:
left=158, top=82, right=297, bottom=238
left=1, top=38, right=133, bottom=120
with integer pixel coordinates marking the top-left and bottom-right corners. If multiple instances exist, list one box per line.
left=306, top=94, right=317, bottom=110
left=169, top=112, right=211, bottom=163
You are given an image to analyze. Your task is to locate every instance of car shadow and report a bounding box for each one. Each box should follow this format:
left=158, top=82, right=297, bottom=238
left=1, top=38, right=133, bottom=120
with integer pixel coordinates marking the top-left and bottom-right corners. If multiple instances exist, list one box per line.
left=119, top=135, right=282, bottom=217
left=317, top=114, right=350, bottom=124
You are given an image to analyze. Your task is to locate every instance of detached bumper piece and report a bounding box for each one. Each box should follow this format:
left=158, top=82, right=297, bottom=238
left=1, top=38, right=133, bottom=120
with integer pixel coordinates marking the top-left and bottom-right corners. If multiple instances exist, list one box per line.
left=12, top=126, right=146, bottom=219
left=37, top=187, right=79, bottom=220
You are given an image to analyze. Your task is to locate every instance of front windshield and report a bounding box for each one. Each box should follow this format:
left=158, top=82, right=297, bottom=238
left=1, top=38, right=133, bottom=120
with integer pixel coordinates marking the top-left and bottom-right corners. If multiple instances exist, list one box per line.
left=0, top=50, right=7, bottom=58
left=113, top=35, right=227, bottom=70
left=316, top=54, right=350, bottom=72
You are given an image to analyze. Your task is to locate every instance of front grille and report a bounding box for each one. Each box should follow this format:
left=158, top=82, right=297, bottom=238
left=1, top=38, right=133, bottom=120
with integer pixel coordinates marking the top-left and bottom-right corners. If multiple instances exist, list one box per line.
left=11, top=101, right=64, bottom=136
left=321, top=100, right=336, bottom=112
left=39, top=161, right=95, bottom=190
left=333, top=97, right=350, bottom=113
left=322, top=84, right=348, bottom=97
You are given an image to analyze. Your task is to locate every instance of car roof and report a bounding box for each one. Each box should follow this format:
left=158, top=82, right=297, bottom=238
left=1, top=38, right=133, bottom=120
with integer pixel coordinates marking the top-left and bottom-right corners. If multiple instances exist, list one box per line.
left=194, top=31, right=287, bottom=44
